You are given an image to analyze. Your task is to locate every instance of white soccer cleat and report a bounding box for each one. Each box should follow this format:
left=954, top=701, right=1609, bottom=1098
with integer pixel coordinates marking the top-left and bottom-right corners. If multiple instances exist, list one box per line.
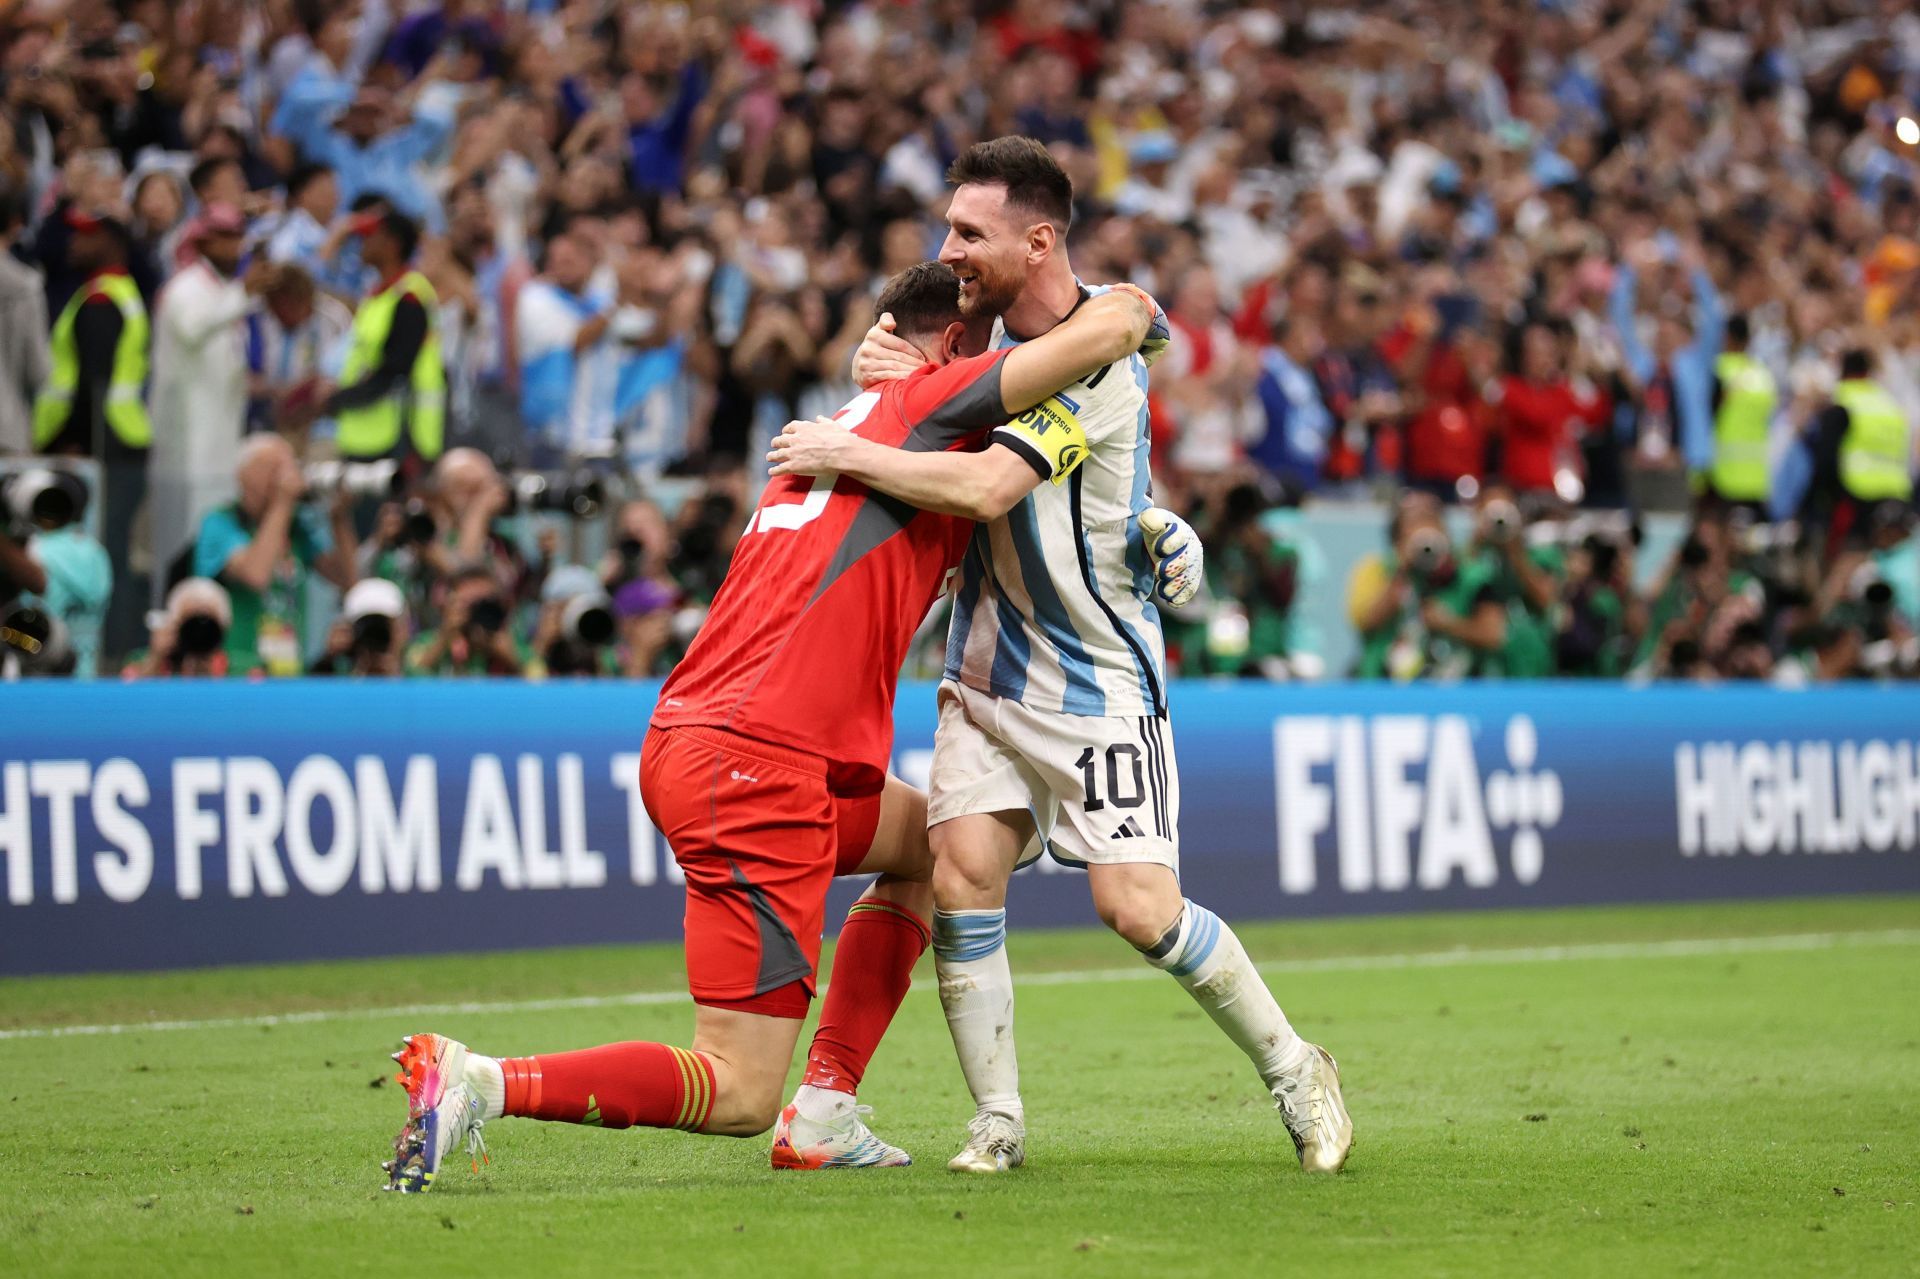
left=1274, top=1044, right=1353, bottom=1174
left=769, top=1100, right=912, bottom=1169
left=947, top=1110, right=1025, bottom=1174
left=383, top=1032, right=488, bottom=1193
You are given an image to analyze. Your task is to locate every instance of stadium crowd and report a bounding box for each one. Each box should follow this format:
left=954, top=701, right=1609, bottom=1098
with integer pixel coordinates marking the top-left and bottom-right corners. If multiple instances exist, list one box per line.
left=1, top=0, right=1918, bottom=684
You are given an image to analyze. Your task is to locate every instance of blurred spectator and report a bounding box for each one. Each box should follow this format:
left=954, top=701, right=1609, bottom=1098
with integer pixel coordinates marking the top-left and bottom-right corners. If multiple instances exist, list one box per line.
left=310, top=576, right=409, bottom=677
left=274, top=75, right=454, bottom=228
left=1250, top=312, right=1333, bottom=493
left=191, top=435, right=358, bottom=675
left=253, top=265, right=354, bottom=451
left=263, top=163, right=342, bottom=283
left=515, top=228, right=614, bottom=463
left=0, top=176, right=47, bottom=455
left=149, top=203, right=274, bottom=585
left=1489, top=320, right=1609, bottom=502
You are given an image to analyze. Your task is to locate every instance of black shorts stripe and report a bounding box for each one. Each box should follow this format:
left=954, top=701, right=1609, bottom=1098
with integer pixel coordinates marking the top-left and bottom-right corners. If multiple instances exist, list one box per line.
left=1135, top=716, right=1169, bottom=839
left=1136, top=710, right=1167, bottom=833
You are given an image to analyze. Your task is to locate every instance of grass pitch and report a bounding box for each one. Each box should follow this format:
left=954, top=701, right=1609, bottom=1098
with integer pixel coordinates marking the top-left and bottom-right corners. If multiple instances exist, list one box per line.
left=3, top=895, right=1917, bottom=1278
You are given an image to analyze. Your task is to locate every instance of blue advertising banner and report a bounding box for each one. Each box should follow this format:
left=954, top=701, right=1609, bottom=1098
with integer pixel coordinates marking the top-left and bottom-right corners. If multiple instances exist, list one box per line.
left=3, top=682, right=1916, bottom=975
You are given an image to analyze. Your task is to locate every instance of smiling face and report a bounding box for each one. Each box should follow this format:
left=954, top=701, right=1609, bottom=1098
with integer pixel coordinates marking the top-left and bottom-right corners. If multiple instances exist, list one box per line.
left=939, top=183, right=1034, bottom=320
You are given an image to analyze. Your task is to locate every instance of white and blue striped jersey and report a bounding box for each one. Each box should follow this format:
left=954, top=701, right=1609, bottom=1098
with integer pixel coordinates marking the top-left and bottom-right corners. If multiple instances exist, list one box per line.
left=943, top=292, right=1167, bottom=718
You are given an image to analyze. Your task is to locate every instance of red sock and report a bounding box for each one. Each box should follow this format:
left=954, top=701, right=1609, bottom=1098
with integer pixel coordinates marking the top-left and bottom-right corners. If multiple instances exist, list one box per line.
left=500, top=1042, right=716, bottom=1131
left=803, top=898, right=931, bottom=1094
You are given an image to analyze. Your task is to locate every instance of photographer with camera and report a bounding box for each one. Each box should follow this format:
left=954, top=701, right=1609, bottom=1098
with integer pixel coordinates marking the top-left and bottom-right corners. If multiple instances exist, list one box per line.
left=1555, top=521, right=1644, bottom=677
left=124, top=578, right=236, bottom=679
left=1, top=468, right=111, bottom=677
left=1466, top=485, right=1561, bottom=678
left=1634, top=512, right=1753, bottom=676
left=1351, top=494, right=1506, bottom=679
left=413, top=448, right=527, bottom=605
left=529, top=564, right=620, bottom=678
left=192, top=434, right=359, bottom=675
left=310, top=577, right=409, bottom=677
left=404, top=564, right=536, bottom=677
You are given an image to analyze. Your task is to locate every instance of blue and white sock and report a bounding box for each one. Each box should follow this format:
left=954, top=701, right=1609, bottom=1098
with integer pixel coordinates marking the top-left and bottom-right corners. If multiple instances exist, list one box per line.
left=1142, top=900, right=1311, bottom=1087
left=933, top=908, right=1023, bottom=1123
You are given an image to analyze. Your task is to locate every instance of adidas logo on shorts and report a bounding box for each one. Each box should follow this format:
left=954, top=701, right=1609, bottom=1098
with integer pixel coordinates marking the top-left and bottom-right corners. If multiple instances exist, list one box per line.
left=1110, top=817, right=1146, bottom=840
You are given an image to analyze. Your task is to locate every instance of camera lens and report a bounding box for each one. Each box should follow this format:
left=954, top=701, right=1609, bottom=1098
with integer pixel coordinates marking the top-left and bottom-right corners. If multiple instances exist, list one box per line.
left=176, top=613, right=226, bottom=657
left=404, top=500, right=437, bottom=544
left=572, top=604, right=615, bottom=646
left=1865, top=581, right=1895, bottom=607
left=352, top=613, right=394, bottom=653
left=469, top=597, right=507, bottom=634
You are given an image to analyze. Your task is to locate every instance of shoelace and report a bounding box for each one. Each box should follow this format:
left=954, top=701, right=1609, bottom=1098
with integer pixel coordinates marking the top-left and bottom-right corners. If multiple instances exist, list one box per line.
left=1274, top=1073, right=1323, bottom=1139
left=459, top=1088, right=491, bottom=1172
left=965, top=1111, right=1021, bottom=1154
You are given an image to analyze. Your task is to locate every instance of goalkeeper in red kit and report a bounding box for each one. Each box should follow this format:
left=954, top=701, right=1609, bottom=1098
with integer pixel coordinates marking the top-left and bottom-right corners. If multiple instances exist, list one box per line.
left=382, top=262, right=1193, bottom=1189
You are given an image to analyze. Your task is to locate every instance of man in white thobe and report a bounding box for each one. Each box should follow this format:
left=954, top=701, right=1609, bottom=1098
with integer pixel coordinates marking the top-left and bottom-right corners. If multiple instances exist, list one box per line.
left=147, top=202, right=272, bottom=589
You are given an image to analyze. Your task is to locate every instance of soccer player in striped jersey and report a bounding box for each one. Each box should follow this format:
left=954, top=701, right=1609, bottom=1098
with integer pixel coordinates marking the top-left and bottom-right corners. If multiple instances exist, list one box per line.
left=771, top=137, right=1353, bottom=1176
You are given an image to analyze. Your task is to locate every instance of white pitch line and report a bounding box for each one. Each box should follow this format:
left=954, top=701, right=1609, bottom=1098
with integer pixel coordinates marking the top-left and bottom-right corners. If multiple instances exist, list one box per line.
left=2, top=927, right=1917, bottom=1043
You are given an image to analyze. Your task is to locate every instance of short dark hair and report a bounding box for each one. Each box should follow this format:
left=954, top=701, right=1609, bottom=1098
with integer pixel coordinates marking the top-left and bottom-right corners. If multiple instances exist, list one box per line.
left=286, top=162, right=334, bottom=202
left=187, top=156, right=241, bottom=198
left=377, top=211, right=421, bottom=261
left=1841, top=347, right=1873, bottom=380
left=874, top=261, right=964, bottom=342
left=947, top=136, right=1073, bottom=231
left=1725, top=313, right=1750, bottom=346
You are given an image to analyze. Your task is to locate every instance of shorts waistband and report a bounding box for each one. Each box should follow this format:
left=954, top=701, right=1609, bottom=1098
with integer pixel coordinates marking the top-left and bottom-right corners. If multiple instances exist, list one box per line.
left=652, top=723, right=829, bottom=779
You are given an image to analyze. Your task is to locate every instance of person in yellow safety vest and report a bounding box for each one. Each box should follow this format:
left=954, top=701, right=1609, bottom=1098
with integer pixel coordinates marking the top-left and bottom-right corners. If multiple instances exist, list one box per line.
left=32, top=207, right=151, bottom=457
left=1705, top=314, right=1776, bottom=509
left=299, top=210, right=444, bottom=463
left=1803, top=347, right=1914, bottom=532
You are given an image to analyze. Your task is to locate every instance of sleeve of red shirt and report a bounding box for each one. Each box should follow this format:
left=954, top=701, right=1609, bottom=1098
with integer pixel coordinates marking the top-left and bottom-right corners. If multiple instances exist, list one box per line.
left=896, top=348, right=1014, bottom=450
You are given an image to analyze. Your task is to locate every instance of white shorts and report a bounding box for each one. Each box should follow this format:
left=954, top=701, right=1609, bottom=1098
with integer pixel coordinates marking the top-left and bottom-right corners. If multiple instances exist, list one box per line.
left=926, top=679, right=1180, bottom=870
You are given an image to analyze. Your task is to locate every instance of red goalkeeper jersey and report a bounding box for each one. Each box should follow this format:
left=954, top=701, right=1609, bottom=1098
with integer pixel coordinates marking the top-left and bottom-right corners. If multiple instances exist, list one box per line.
left=652, top=349, right=1013, bottom=792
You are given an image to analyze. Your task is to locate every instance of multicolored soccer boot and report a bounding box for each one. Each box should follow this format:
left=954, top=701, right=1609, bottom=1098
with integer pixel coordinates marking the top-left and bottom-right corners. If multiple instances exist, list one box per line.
left=383, top=1032, right=488, bottom=1193
left=946, top=1110, right=1024, bottom=1174
left=1274, top=1043, right=1353, bottom=1174
left=770, top=1101, right=912, bottom=1169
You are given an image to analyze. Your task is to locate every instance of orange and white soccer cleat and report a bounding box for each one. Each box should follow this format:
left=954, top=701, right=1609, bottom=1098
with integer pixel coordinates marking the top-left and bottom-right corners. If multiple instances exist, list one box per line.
left=383, top=1032, right=489, bottom=1193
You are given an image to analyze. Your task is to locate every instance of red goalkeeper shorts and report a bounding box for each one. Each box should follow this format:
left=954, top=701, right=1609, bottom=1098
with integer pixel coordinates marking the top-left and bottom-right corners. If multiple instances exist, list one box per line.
left=638, top=724, right=882, bottom=1018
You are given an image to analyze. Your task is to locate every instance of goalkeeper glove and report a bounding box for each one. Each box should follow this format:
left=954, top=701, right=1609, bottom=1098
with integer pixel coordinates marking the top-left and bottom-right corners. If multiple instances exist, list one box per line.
left=1140, top=506, right=1203, bottom=608
left=1108, top=282, right=1172, bottom=367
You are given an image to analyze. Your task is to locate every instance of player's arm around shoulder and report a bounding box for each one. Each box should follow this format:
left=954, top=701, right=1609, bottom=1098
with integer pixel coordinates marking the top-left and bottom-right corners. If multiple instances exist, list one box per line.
left=996, top=284, right=1161, bottom=413
left=767, top=411, right=1040, bottom=523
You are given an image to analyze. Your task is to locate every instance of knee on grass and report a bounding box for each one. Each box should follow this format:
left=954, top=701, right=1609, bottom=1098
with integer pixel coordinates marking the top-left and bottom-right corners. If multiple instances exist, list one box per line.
left=699, top=1075, right=783, bottom=1137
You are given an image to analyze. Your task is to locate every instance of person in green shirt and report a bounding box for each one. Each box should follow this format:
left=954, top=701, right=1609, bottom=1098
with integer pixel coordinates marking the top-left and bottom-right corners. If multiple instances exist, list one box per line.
left=1351, top=497, right=1506, bottom=679
left=1464, top=486, right=1562, bottom=679
left=192, top=434, right=358, bottom=675
left=405, top=564, right=540, bottom=676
